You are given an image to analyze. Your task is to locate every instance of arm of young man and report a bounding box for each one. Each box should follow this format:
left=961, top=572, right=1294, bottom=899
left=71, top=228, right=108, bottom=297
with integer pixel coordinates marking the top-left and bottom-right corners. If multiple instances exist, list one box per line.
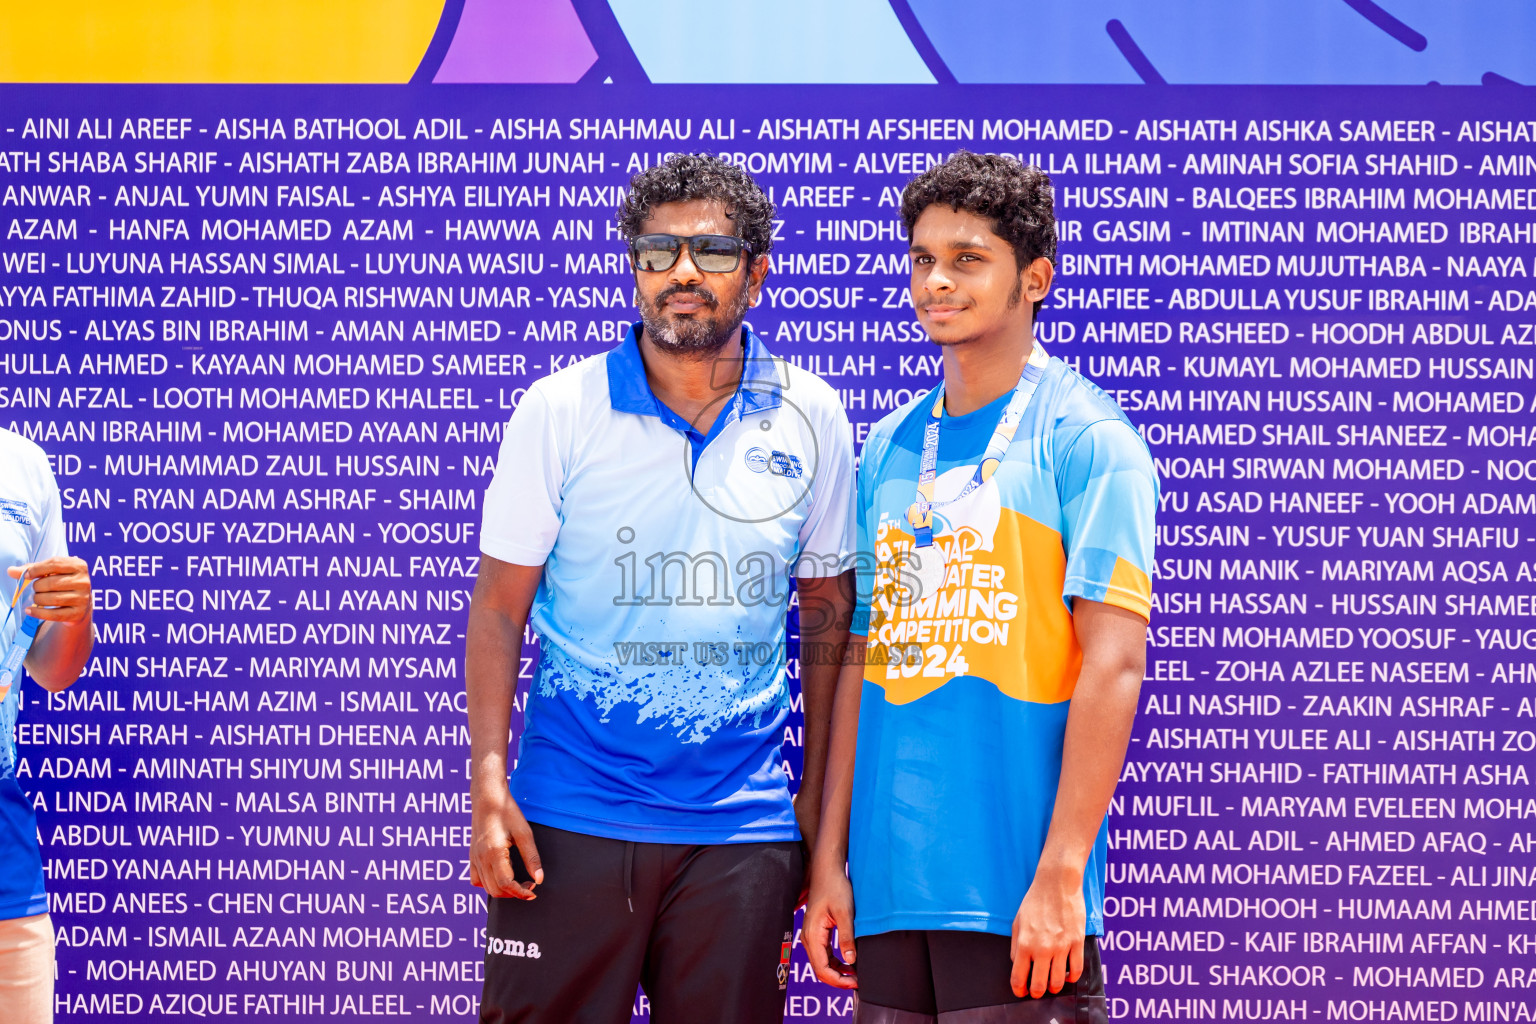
left=465, top=556, right=547, bottom=901
left=791, top=397, right=858, bottom=862
left=14, top=557, right=93, bottom=693
left=1009, top=404, right=1157, bottom=999
left=803, top=632, right=866, bottom=990
left=790, top=569, right=855, bottom=865
left=1009, top=598, right=1147, bottom=998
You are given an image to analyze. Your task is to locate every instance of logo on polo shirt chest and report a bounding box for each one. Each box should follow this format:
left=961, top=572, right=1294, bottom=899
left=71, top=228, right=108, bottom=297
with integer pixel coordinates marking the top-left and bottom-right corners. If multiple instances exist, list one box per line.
left=744, top=447, right=802, bottom=478
left=768, top=451, right=803, bottom=478
left=692, top=399, right=817, bottom=524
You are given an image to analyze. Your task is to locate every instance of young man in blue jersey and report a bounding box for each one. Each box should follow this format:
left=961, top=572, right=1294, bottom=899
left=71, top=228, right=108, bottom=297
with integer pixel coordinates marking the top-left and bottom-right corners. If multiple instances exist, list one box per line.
left=466, top=154, right=856, bottom=1023
left=1, top=429, right=95, bottom=1024
left=805, top=152, right=1156, bottom=1023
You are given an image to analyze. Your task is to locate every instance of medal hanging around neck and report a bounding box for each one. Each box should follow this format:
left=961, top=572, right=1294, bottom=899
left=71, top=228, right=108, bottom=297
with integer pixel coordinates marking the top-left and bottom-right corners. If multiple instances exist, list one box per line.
left=898, top=344, right=1049, bottom=606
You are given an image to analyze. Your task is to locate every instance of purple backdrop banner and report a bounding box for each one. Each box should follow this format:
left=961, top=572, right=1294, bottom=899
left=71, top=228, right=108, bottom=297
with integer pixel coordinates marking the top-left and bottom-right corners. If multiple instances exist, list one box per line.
left=1, top=84, right=1535, bottom=1022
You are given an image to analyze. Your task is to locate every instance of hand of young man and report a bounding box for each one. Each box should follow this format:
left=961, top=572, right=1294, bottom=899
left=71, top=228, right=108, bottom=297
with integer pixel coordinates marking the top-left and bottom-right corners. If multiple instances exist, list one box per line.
left=468, top=783, right=544, bottom=900
left=803, top=859, right=858, bottom=990
left=1009, top=869, right=1085, bottom=999
left=9, top=557, right=91, bottom=622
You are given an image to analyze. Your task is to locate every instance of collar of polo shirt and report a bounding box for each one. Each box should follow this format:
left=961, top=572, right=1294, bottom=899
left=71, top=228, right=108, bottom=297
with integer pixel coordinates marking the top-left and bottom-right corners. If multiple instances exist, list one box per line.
left=607, top=321, right=785, bottom=420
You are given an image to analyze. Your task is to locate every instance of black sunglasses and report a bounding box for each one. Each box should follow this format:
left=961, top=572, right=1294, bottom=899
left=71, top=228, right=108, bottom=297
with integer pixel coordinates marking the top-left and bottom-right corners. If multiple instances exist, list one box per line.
left=629, top=233, right=750, bottom=274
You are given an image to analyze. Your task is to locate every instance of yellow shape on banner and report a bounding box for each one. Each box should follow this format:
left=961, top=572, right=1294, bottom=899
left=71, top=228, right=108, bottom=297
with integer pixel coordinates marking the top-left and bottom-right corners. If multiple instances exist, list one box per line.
left=0, top=1, right=443, bottom=82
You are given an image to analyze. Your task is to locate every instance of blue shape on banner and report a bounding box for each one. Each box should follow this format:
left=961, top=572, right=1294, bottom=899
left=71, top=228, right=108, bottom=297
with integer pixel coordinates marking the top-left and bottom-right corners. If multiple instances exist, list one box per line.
left=412, top=0, right=467, bottom=83
left=1105, top=19, right=1167, bottom=85
left=905, top=0, right=1536, bottom=84
left=1340, top=0, right=1428, bottom=51
left=572, top=0, right=651, bottom=84
left=884, top=0, right=957, bottom=84
left=607, top=0, right=935, bottom=83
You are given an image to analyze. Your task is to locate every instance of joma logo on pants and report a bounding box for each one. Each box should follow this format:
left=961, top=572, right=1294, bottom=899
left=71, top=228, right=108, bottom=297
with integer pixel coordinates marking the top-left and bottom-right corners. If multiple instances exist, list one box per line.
left=488, top=937, right=542, bottom=959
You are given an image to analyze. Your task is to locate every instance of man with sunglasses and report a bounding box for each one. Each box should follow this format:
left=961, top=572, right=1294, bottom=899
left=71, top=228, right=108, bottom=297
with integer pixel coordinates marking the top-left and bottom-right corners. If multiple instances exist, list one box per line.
left=467, top=154, right=856, bottom=1023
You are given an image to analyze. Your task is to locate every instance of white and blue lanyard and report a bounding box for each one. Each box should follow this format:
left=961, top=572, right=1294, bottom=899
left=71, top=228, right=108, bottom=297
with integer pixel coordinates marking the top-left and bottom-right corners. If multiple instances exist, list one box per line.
left=0, top=560, right=41, bottom=702
left=905, top=342, right=1050, bottom=545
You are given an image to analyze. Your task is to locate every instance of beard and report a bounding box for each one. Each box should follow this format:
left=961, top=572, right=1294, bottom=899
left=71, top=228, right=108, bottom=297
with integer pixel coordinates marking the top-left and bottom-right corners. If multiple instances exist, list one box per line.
left=638, top=277, right=753, bottom=356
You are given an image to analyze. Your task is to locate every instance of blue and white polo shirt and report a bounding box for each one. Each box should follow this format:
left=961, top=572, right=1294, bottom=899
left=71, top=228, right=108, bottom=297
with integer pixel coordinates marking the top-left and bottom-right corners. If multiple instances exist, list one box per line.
left=1, top=428, right=67, bottom=921
left=480, top=323, right=855, bottom=843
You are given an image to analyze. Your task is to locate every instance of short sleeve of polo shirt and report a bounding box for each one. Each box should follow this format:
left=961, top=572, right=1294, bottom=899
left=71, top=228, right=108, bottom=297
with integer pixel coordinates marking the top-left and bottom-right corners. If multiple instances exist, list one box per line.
left=1056, top=417, right=1157, bottom=621
left=32, top=447, right=67, bottom=566
left=794, top=405, right=856, bottom=580
left=480, top=386, right=564, bottom=567
left=2, top=435, right=69, bottom=620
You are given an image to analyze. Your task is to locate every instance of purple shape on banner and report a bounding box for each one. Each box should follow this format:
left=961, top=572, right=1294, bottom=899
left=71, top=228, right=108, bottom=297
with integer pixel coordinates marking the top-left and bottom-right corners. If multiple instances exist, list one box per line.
left=1340, top=0, right=1429, bottom=51
left=1106, top=18, right=1167, bottom=84
left=434, top=0, right=597, bottom=82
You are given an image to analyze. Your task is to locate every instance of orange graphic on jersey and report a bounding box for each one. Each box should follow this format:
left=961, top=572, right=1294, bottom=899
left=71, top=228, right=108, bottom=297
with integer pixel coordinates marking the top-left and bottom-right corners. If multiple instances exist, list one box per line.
left=865, top=508, right=1081, bottom=706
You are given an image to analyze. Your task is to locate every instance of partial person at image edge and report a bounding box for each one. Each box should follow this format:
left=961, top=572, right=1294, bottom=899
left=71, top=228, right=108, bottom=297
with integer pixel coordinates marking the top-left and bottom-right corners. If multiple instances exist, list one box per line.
left=1, top=427, right=96, bottom=1024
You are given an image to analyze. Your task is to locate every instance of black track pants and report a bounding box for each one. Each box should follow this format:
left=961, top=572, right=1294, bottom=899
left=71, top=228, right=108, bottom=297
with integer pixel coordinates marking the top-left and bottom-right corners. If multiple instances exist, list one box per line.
left=853, top=931, right=1109, bottom=1024
left=479, top=823, right=803, bottom=1024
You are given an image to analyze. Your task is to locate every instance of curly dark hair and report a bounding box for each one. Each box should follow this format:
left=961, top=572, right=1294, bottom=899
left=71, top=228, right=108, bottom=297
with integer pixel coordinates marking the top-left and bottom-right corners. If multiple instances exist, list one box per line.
left=900, top=151, right=1056, bottom=315
left=618, top=154, right=775, bottom=258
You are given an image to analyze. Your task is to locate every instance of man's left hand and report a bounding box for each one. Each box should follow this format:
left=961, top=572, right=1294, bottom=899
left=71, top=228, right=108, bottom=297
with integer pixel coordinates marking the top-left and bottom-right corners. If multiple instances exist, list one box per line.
left=9, top=557, right=91, bottom=623
left=1009, top=871, right=1086, bottom=999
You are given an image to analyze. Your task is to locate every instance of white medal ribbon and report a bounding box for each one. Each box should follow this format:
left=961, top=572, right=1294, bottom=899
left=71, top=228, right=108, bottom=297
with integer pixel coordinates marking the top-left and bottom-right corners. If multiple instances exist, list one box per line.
left=897, top=343, right=1049, bottom=605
